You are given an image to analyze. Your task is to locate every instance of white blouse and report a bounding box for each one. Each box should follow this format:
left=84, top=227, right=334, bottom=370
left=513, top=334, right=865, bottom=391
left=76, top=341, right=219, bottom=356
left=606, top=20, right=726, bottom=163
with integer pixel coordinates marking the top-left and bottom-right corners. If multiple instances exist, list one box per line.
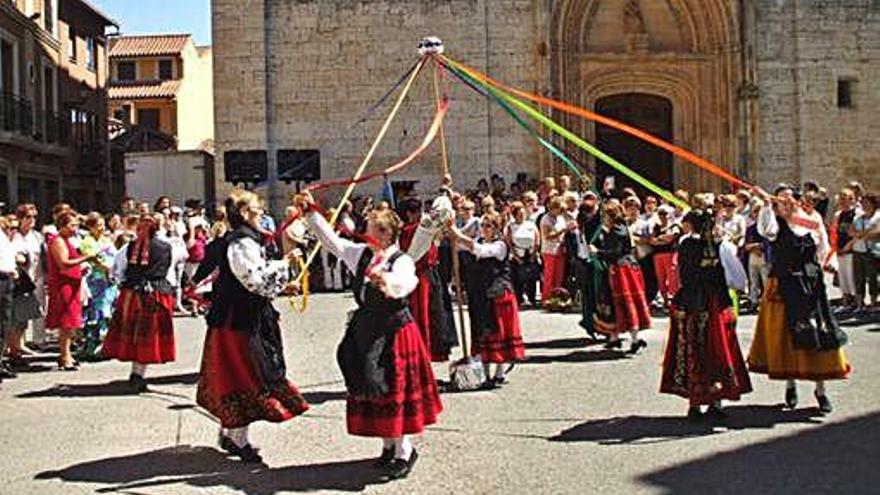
left=227, top=237, right=291, bottom=299
left=758, top=204, right=835, bottom=269
left=306, top=211, right=418, bottom=299
left=465, top=239, right=508, bottom=261
left=509, top=220, right=538, bottom=257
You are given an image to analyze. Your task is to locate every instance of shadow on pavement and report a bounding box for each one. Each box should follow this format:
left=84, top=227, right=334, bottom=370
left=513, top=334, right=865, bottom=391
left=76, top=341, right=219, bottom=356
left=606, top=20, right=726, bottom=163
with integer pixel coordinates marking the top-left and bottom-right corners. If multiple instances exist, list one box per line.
left=15, top=372, right=199, bottom=398
left=525, top=337, right=603, bottom=350
left=35, top=445, right=388, bottom=493
left=549, top=405, right=824, bottom=445
left=301, top=390, right=348, bottom=405
left=523, top=349, right=629, bottom=365
left=639, top=411, right=880, bottom=494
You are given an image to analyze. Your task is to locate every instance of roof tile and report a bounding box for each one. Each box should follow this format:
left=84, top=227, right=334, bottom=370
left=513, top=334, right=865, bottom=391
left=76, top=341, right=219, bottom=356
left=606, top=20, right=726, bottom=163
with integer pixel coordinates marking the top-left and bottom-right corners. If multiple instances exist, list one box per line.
left=109, top=35, right=191, bottom=58
left=109, top=80, right=181, bottom=100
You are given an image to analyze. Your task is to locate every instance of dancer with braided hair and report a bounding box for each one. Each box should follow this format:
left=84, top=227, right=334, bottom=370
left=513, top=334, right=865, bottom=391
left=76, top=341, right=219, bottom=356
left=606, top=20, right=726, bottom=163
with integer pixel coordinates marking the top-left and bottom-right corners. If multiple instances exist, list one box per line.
left=660, top=209, right=752, bottom=422
left=103, top=214, right=176, bottom=392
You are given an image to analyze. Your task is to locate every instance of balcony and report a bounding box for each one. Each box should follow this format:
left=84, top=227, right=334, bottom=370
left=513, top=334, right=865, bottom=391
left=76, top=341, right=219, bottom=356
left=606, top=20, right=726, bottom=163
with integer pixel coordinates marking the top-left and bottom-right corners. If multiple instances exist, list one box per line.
left=0, top=92, right=34, bottom=136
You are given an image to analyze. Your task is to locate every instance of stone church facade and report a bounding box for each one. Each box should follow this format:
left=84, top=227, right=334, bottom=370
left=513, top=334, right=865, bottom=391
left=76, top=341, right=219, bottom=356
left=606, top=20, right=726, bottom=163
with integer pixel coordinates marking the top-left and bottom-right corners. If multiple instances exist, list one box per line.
left=211, top=0, right=878, bottom=208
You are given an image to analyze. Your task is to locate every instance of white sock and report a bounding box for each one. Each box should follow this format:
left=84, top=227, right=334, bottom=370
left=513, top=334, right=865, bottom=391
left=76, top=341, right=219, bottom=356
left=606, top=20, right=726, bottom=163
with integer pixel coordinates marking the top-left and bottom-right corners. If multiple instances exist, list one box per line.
left=131, top=362, right=147, bottom=378
left=629, top=330, right=640, bottom=342
left=394, top=436, right=413, bottom=461
left=494, top=363, right=507, bottom=380
left=815, top=380, right=826, bottom=396
left=483, top=362, right=492, bottom=378
left=382, top=438, right=395, bottom=449
left=712, top=400, right=722, bottom=409
left=227, top=426, right=249, bottom=448
left=786, top=379, right=796, bottom=390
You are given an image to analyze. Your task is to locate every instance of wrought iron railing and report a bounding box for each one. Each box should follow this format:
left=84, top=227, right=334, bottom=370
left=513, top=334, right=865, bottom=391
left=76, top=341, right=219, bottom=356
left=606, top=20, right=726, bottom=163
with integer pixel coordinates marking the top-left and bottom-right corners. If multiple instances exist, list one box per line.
left=0, top=92, right=33, bottom=136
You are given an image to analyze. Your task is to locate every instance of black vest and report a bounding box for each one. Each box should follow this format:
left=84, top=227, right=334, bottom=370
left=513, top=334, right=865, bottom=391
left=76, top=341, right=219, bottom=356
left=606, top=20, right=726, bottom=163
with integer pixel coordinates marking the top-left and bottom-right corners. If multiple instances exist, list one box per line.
left=351, top=248, right=409, bottom=314
left=470, top=242, right=514, bottom=336
left=205, top=225, right=271, bottom=331
left=121, top=238, right=173, bottom=293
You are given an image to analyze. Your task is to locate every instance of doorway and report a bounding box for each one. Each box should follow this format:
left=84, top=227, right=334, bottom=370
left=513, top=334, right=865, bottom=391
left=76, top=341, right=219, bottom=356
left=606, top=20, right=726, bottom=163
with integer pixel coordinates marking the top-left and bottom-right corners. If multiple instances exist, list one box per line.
left=594, top=93, right=674, bottom=194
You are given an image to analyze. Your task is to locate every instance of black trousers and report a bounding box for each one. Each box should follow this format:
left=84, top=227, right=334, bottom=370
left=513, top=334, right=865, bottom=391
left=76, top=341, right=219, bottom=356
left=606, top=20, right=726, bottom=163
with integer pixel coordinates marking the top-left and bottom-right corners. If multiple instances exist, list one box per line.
left=0, top=275, right=13, bottom=340
left=639, top=254, right=658, bottom=304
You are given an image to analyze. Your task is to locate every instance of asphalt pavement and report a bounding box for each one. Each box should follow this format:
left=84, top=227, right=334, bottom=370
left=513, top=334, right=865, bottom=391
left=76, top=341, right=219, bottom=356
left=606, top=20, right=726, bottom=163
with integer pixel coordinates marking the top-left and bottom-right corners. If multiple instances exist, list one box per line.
left=1, top=293, right=878, bottom=495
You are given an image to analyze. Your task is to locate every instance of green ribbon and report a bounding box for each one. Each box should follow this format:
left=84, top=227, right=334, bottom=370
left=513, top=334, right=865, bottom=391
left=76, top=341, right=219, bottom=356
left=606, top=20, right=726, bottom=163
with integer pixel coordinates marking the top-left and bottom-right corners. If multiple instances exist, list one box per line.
left=442, top=58, right=689, bottom=211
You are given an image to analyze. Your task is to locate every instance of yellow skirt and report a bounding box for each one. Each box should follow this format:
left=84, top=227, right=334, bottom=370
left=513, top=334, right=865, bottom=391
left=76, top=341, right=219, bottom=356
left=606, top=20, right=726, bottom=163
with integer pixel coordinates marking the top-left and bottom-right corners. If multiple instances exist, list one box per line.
left=747, top=278, right=851, bottom=381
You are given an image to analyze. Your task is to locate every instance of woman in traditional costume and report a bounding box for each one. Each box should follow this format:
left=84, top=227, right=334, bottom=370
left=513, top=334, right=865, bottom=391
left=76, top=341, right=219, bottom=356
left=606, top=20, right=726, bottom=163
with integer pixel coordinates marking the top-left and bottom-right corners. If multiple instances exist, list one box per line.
left=300, top=193, right=442, bottom=481
left=589, top=202, right=652, bottom=353
left=398, top=198, right=457, bottom=362
left=660, top=210, right=752, bottom=421
left=747, top=185, right=850, bottom=413
left=79, top=213, right=119, bottom=361
left=195, top=190, right=309, bottom=463
left=103, top=214, right=175, bottom=388
left=448, top=212, right=525, bottom=386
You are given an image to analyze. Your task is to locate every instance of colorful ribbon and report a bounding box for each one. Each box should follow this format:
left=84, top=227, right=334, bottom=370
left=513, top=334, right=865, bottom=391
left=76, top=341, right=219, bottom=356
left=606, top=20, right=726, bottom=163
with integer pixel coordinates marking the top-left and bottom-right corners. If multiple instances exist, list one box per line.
left=440, top=54, right=753, bottom=191
left=306, top=98, right=449, bottom=193
left=295, top=56, right=428, bottom=285
left=438, top=59, right=586, bottom=182
left=438, top=57, right=688, bottom=210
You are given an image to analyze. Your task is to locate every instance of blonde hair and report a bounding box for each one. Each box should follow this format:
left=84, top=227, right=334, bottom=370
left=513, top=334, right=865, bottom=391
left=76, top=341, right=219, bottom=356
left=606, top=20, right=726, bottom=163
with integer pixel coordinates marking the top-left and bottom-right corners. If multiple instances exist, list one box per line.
left=224, top=189, right=260, bottom=229
left=368, top=208, right=403, bottom=241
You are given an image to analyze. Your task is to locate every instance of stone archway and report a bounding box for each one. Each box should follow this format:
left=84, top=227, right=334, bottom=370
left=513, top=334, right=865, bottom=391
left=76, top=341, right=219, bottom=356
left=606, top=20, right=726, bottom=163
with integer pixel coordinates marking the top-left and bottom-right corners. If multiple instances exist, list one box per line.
left=550, top=0, right=741, bottom=192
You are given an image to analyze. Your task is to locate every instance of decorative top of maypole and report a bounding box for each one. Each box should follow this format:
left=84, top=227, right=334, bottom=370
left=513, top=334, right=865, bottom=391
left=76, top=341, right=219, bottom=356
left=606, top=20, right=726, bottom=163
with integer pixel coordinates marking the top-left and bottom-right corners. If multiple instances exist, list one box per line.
left=418, top=37, right=444, bottom=56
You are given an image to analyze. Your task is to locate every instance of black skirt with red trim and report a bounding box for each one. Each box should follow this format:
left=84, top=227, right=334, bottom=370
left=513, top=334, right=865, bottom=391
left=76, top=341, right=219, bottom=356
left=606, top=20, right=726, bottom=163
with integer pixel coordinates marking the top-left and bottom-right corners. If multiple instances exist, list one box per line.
left=346, top=320, right=443, bottom=438
left=660, top=297, right=752, bottom=404
left=103, top=288, right=176, bottom=364
left=472, top=291, right=525, bottom=363
left=196, top=323, right=310, bottom=429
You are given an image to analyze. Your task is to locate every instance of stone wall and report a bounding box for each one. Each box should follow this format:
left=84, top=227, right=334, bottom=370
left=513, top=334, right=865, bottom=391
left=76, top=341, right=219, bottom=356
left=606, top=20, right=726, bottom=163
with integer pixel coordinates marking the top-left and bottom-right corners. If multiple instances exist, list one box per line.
left=212, top=0, right=879, bottom=210
left=755, top=0, right=879, bottom=190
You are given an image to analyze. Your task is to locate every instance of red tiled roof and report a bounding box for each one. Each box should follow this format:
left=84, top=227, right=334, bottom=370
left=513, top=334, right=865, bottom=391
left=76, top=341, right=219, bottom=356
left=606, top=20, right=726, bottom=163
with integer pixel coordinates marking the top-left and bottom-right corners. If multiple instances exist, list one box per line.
left=109, top=35, right=191, bottom=58
left=109, top=80, right=181, bottom=100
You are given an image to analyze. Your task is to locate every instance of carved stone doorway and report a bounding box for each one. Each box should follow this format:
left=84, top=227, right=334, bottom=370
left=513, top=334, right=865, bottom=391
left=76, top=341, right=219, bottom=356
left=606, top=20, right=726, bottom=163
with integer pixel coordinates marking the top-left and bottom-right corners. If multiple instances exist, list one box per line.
left=595, top=93, right=674, bottom=192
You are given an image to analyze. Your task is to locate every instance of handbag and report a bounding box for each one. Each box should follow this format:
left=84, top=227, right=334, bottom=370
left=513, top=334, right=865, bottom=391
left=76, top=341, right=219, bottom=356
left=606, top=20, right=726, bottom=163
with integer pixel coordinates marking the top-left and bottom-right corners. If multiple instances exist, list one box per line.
left=12, top=268, right=36, bottom=297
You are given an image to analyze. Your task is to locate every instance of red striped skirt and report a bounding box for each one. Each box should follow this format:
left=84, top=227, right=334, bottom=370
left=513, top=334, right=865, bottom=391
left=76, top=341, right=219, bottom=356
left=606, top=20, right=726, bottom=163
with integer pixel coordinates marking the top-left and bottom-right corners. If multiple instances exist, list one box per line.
left=473, top=291, right=525, bottom=363
left=346, top=320, right=443, bottom=438
left=103, top=288, right=175, bottom=363
left=596, top=264, right=652, bottom=334
left=660, top=299, right=753, bottom=404
left=196, top=326, right=310, bottom=428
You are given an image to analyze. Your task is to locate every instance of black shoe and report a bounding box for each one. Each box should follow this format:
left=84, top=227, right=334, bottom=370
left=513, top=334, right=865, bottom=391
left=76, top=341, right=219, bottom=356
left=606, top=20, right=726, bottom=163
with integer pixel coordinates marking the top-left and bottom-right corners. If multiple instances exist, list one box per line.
left=604, top=340, right=622, bottom=350
left=479, top=380, right=499, bottom=391
left=628, top=339, right=647, bottom=355
left=705, top=405, right=727, bottom=420
left=374, top=447, right=394, bottom=468
left=491, top=376, right=508, bottom=386
left=384, top=449, right=418, bottom=480
left=687, top=406, right=703, bottom=423
left=815, top=393, right=833, bottom=414
left=785, top=387, right=798, bottom=409
left=228, top=443, right=263, bottom=463
left=218, top=434, right=236, bottom=454
left=0, top=365, right=17, bottom=379
left=128, top=373, right=148, bottom=393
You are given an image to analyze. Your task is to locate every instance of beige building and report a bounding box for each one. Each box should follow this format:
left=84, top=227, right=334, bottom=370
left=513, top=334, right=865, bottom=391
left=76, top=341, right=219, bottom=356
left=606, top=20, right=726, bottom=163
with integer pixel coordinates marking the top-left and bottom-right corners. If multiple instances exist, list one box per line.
left=212, top=0, right=878, bottom=211
left=0, top=0, right=117, bottom=215
left=108, top=34, right=213, bottom=151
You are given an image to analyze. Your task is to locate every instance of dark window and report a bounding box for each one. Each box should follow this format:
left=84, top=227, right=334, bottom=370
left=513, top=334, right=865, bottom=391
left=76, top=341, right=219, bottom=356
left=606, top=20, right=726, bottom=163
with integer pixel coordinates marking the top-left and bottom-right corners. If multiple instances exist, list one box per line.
left=137, top=108, right=160, bottom=130
left=113, top=104, right=132, bottom=124
left=837, top=79, right=855, bottom=108
left=117, top=61, right=135, bottom=81
left=0, top=40, right=13, bottom=94
left=86, top=37, right=96, bottom=71
left=43, top=0, right=54, bottom=34
left=159, top=60, right=173, bottom=80
left=67, top=27, right=76, bottom=62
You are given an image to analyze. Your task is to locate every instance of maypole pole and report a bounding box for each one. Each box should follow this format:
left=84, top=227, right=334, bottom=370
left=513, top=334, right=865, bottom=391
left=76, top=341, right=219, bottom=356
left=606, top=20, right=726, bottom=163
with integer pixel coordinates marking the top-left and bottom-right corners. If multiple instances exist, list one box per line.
left=293, top=54, right=427, bottom=285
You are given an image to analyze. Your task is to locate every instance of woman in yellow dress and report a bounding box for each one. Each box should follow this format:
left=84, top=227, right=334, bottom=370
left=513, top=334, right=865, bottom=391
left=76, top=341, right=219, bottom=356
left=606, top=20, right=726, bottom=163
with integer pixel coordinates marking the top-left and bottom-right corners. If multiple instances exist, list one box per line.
left=748, top=185, right=850, bottom=413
